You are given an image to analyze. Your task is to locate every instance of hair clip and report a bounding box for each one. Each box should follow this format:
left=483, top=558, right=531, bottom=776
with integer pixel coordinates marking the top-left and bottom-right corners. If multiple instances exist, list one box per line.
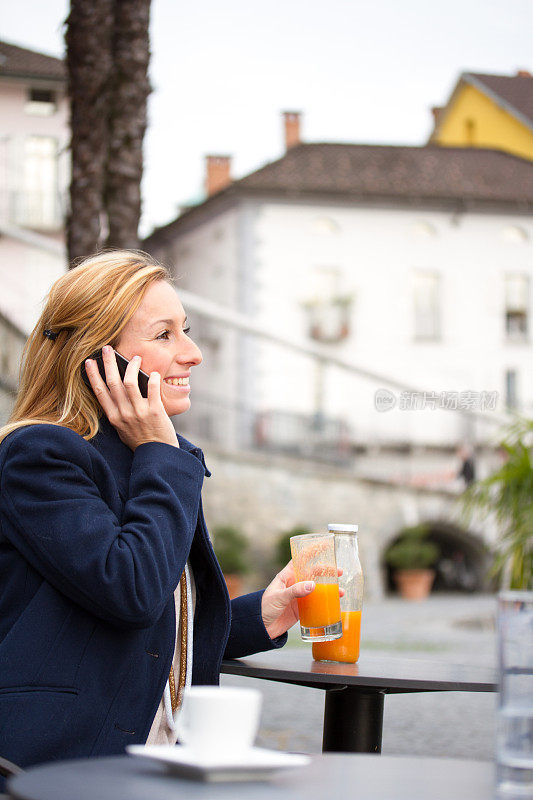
left=43, top=329, right=58, bottom=341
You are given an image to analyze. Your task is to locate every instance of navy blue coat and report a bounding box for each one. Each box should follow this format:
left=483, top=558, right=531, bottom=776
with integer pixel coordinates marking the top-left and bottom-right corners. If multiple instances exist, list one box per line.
left=0, top=419, right=285, bottom=775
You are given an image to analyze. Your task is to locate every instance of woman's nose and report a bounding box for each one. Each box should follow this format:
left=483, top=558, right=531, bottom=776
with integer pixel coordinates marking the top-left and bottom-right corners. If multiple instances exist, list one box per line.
left=180, top=337, right=202, bottom=366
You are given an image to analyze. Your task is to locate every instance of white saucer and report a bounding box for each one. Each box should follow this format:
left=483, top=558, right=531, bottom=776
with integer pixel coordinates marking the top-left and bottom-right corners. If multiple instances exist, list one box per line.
left=126, top=744, right=311, bottom=782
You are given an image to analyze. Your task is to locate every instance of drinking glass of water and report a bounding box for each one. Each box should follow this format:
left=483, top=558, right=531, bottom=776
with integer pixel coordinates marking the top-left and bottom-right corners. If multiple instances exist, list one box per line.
left=496, top=591, right=533, bottom=798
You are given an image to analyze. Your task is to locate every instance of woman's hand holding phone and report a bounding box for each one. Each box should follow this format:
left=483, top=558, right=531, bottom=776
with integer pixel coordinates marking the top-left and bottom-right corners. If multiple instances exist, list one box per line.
left=85, top=345, right=179, bottom=451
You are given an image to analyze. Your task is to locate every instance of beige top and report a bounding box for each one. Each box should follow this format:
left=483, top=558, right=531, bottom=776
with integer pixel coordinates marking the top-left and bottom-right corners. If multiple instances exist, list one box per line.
left=146, top=565, right=195, bottom=745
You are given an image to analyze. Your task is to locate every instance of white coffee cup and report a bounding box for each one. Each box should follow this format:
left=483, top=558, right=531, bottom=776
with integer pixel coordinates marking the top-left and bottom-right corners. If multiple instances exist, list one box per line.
left=175, top=686, right=262, bottom=756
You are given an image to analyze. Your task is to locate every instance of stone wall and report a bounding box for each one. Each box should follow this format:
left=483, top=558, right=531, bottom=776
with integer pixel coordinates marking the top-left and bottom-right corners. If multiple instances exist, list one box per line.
left=200, top=442, right=478, bottom=599
left=0, top=312, right=26, bottom=425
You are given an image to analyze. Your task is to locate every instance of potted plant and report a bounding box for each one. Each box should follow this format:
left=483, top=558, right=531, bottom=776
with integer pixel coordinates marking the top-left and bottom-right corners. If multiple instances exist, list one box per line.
left=273, top=525, right=311, bottom=573
left=213, top=525, right=249, bottom=599
left=463, top=418, right=533, bottom=590
left=385, top=523, right=440, bottom=600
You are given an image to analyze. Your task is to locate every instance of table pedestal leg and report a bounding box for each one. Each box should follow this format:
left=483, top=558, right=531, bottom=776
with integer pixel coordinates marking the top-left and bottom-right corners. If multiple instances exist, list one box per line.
left=322, top=687, right=385, bottom=753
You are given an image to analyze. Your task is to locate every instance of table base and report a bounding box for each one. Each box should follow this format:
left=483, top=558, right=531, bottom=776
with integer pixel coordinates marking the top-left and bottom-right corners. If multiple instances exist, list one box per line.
left=323, top=687, right=385, bottom=753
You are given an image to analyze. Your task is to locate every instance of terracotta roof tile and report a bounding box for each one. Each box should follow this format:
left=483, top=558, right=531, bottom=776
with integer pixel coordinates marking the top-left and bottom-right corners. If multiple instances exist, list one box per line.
left=237, top=143, right=533, bottom=204
left=145, top=144, right=533, bottom=245
left=0, top=40, right=65, bottom=81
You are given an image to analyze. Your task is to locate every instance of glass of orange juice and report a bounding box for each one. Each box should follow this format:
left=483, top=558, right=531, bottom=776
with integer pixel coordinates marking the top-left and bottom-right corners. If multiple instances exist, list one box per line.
left=290, top=532, right=342, bottom=642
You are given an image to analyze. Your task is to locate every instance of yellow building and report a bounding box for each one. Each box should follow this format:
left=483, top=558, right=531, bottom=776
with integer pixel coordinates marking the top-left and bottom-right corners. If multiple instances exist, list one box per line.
left=429, top=71, right=533, bottom=161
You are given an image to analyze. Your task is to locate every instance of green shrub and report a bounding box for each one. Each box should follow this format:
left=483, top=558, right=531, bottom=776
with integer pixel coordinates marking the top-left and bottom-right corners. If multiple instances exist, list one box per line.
left=213, top=525, right=249, bottom=575
left=273, top=525, right=311, bottom=571
left=384, top=524, right=440, bottom=570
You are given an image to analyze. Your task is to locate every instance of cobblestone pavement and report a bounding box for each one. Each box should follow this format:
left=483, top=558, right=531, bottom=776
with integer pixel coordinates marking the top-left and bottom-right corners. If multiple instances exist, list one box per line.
left=221, top=593, right=497, bottom=760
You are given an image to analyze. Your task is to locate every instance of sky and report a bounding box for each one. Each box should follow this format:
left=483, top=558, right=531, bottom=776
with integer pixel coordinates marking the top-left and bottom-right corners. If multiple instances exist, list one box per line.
left=1, top=0, right=532, bottom=236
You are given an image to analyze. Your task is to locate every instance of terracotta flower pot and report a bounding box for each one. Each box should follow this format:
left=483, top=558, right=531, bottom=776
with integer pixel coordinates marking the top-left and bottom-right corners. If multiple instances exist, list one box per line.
left=223, top=574, right=244, bottom=600
left=394, top=568, right=435, bottom=601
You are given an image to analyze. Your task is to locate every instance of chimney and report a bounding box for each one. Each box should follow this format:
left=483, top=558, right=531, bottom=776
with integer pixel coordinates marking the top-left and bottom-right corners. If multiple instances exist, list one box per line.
left=283, top=111, right=302, bottom=150
left=431, top=106, right=443, bottom=125
left=205, top=155, right=232, bottom=197
left=516, top=69, right=532, bottom=78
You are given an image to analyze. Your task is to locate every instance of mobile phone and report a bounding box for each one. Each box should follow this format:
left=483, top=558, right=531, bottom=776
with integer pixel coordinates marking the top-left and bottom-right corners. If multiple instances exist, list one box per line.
left=81, top=349, right=150, bottom=398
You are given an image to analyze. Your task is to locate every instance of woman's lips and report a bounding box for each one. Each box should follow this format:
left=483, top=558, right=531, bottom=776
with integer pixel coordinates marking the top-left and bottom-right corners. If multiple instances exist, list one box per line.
left=163, top=376, right=190, bottom=393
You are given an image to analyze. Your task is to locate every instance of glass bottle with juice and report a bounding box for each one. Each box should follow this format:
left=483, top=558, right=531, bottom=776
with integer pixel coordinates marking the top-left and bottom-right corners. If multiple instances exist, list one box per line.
left=312, top=523, right=364, bottom=663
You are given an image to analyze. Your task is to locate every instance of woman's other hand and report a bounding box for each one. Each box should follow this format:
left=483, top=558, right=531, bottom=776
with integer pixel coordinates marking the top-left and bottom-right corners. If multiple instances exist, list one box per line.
left=261, top=561, right=344, bottom=641
left=85, top=346, right=179, bottom=451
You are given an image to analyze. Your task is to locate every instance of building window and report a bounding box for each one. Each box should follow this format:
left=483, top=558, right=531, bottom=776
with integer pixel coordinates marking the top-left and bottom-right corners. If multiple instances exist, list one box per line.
left=25, top=88, right=57, bottom=116
left=412, top=270, right=441, bottom=341
left=409, top=220, right=437, bottom=239
left=501, top=226, right=528, bottom=243
left=309, top=267, right=341, bottom=300
left=505, top=274, right=528, bottom=341
left=12, top=136, right=59, bottom=229
left=505, top=369, right=518, bottom=410
left=313, top=216, right=340, bottom=235
left=303, top=267, right=353, bottom=343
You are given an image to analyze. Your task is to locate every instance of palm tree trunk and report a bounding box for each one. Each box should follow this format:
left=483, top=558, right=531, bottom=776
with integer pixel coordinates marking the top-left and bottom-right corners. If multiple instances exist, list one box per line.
left=105, top=0, right=151, bottom=250
left=65, top=0, right=114, bottom=263
left=66, top=0, right=151, bottom=263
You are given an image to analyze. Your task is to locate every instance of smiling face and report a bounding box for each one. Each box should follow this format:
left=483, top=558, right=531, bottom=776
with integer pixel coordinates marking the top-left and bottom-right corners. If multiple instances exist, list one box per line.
left=115, top=280, right=202, bottom=417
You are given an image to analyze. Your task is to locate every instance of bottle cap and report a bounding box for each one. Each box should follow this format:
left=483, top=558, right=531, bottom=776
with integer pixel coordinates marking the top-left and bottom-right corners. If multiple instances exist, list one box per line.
left=328, top=523, right=358, bottom=533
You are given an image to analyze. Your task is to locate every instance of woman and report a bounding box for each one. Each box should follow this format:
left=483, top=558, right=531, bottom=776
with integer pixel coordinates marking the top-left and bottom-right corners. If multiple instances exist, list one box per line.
left=0, top=250, right=315, bottom=775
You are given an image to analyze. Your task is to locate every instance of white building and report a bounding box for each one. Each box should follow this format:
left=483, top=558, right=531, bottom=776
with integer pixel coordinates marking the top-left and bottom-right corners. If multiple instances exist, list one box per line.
left=145, top=114, right=533, bottom=453
left=0, top=40, right=67, bottom=335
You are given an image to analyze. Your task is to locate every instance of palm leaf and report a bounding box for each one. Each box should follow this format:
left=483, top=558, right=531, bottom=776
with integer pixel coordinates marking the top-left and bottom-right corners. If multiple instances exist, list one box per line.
left=462, top=418, right=533, bottom=590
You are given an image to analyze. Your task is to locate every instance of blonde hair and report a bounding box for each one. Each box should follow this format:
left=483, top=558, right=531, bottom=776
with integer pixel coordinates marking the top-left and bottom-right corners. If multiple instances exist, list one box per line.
left=0, top=250, right=170, bottom=445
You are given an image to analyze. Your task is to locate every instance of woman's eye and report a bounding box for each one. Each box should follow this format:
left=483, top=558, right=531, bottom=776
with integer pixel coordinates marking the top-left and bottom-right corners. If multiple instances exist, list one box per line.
left=156, top=330, right=170, bottom=340
left=183, top=326, right=191, bottom=335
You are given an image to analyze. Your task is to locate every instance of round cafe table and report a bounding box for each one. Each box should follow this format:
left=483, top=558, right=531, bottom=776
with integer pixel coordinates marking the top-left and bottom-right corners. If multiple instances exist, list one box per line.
left=7, top=753, right=493, bottom=800
left=221, top=650, right=497, bottom=754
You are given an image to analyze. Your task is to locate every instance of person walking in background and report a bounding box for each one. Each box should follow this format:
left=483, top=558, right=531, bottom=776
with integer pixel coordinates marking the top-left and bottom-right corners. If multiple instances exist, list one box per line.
left=398, top=443, right=477, bottom=489
left=457, top=444, right=476, bottom=486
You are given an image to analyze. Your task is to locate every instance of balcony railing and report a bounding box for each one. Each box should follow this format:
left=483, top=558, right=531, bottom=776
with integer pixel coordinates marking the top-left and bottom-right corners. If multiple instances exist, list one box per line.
left=175, top=393, right=353, bottom=466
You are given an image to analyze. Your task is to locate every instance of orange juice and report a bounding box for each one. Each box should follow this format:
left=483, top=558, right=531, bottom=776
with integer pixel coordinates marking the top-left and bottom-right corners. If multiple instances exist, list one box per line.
left=297, top=582, right=341, bottom=628
left=312, top=610, right=362, bottom=662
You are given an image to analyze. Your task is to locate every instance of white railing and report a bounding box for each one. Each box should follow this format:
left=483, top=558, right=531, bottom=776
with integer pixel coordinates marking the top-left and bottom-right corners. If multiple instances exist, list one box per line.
left=176, top=288, right=509, bottom=464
